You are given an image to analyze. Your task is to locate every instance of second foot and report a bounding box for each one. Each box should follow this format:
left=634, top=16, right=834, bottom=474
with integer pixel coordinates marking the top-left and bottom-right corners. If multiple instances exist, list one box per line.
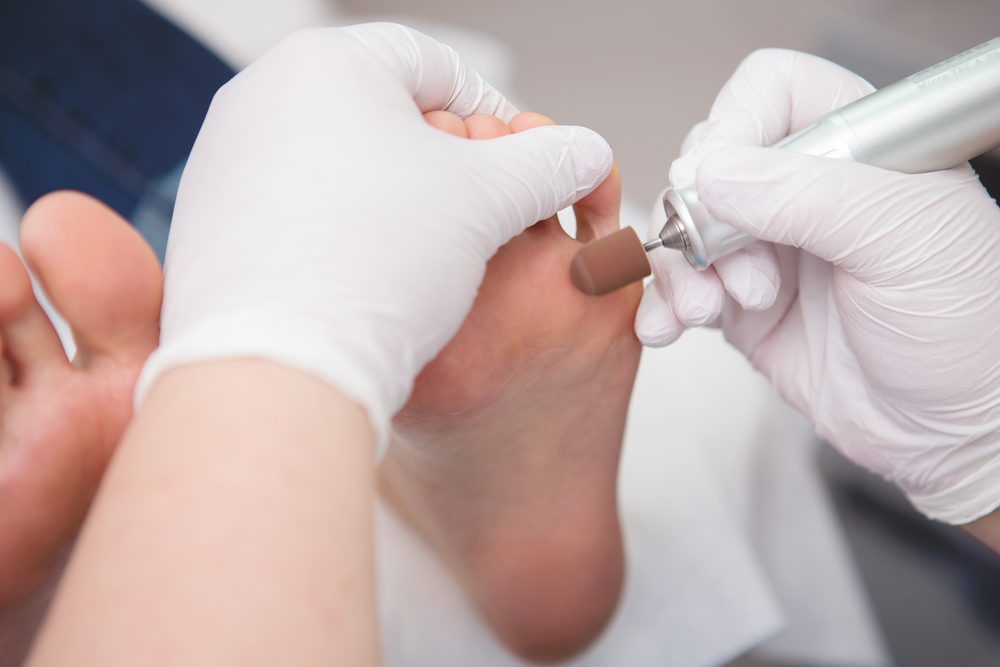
left=0, top=192, right=161, bottom=661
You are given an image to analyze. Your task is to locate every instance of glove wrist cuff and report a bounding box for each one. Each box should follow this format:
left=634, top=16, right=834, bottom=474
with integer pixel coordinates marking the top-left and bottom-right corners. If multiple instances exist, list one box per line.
left=904, top=447, right=1000, bottom=525
left=135, top=310, right=408, bottom=459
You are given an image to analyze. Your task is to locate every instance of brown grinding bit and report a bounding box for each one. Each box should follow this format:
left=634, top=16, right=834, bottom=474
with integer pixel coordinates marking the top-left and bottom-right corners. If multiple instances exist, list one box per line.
left=570, top=227, right=652, bottom=296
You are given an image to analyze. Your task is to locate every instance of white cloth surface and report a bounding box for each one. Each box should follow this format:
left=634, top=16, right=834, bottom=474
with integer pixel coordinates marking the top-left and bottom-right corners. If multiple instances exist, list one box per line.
left=0, top=2, right=889, bottom=664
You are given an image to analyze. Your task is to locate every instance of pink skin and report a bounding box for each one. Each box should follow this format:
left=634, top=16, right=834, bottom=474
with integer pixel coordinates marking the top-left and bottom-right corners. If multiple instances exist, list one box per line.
left=382, top=112, right=641, bottom=663
left=0, top=192, right=162, bottom=664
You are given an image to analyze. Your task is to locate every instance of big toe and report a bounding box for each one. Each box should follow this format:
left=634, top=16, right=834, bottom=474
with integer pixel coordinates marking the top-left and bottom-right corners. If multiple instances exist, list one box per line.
left=19, top=191, right=162, bottom=366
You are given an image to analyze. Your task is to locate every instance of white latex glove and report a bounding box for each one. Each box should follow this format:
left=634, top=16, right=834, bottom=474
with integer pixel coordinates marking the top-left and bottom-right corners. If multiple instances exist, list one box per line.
left=136, top=23, right=613, bottom=455
left=636, top=48, right=1000, bottom=524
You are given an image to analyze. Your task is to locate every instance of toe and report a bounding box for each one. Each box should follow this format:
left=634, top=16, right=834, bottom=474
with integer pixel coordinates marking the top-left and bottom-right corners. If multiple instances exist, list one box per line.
left=19, top=191, right=162, bottom=367
left=424, top=110, right=467, bottom=138
left=0, top=243, right=67, bottom=381
left=509, top=112, right=555, bottom=133
left=464, top=114, right=511, bottom=140
left=572, top=163, right=622, bottom=243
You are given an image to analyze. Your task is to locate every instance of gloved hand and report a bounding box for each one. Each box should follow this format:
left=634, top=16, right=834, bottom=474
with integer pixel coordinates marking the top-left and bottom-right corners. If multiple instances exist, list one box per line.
left=635, top=48, right=1000, bottom=524
left=136, top=23, right=613, bottom=455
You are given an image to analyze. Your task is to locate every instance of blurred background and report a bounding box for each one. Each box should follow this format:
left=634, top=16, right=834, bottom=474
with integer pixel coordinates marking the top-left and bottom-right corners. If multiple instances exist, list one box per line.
left=332, top=0, right=1000, bottom=213
left=2, top=1, right=999, bottom=665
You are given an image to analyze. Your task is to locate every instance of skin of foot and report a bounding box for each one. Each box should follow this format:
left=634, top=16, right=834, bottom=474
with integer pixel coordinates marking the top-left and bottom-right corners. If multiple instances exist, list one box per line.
left=380, top=112, right=642, bottom=663
left=0, top=123, right=638, bottom=664
left=0, top=192, right=161, bottom=664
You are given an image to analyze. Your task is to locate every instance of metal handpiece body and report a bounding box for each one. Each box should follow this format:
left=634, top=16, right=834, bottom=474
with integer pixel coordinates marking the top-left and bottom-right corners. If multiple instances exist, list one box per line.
left=658, top=36, right=1000, bottom=270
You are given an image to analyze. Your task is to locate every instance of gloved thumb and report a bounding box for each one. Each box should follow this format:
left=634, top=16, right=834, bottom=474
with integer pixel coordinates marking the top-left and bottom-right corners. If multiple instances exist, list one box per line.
left=473, top=125, right=614, bottom=242
left=696, top=146, right=949, bottom=280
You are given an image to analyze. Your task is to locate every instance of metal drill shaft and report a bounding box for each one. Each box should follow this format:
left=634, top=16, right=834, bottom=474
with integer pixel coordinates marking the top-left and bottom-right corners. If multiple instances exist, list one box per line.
left=644, top=214, right=688, bottom=253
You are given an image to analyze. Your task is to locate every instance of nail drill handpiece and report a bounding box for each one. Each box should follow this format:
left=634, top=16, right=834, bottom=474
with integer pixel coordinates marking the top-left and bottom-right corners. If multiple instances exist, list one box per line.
left=571, top=37, right=1000, bottom=296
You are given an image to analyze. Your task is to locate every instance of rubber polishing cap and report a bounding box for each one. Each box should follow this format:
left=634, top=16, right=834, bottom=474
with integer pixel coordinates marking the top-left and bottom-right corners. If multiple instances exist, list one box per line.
left=570, top=227, right=651, bottom=296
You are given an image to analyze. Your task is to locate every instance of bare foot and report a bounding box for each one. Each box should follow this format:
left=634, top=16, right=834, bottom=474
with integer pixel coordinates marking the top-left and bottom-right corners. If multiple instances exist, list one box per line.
left=381, top=112, right=641, bottom=662
left=0, top=192, right=161, bottom=662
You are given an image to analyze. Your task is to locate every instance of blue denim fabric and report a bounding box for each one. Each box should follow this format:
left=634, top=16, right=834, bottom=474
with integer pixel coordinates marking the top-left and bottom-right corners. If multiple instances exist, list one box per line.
left=0, top=0, right=234, bottom=256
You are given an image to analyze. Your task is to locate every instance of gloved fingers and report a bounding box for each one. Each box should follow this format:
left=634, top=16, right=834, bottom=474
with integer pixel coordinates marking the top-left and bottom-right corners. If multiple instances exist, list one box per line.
left=341, top=23, right=520, bottom=121
left=664, top=124, right=704, bottom=193
left=679, top=119, right=714, bottom=155
left=669, top=120, right=725, bottom=187
left=670, top=111, right=764, bottom=187
left=707, top=48, right=875, bottom=142
left=718, top=245, right=800, bottom=357
left=508, top=112, right=622, bottom=243
left=506, top=112, right=564, bottom=236
left=635, top=281, right=684, bottom=347
left=647, top=246, right=725, bottom=328
left=666, top=49, right=872, bottom=194
left=469, top=125, right=614, bottom=244
left=438, top=110, right=620, bottom=246
left=716, top=255, right=810, bottom=407
left=697, top=146, right=953, bottom=279
left=746, top=320, right=814, bottom=420
left=668, top=50, right=872, bottom=191
left=711, top=241, right=781, bottom=310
